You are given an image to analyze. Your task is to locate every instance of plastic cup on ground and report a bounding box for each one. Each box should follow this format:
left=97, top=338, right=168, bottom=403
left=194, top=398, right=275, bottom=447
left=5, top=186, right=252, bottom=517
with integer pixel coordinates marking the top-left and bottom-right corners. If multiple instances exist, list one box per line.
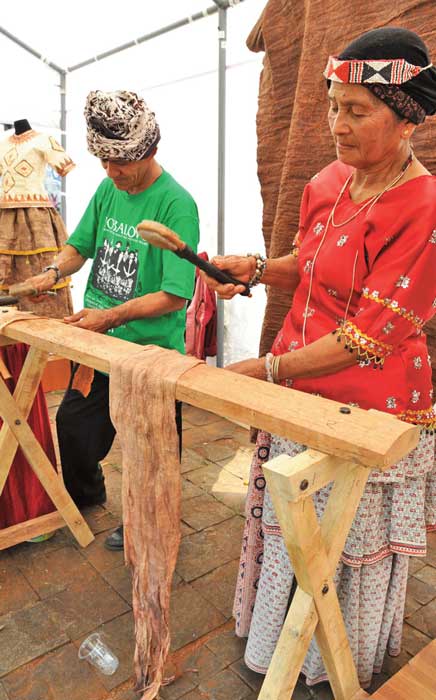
left=78, top=633, right=119, bottom=675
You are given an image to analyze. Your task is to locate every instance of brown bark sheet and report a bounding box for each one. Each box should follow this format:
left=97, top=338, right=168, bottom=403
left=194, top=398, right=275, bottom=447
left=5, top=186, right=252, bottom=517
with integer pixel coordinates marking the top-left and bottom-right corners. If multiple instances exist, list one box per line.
left=109, top=346, right=201, bottom=699
left=249, top=0, right=436, bottom=357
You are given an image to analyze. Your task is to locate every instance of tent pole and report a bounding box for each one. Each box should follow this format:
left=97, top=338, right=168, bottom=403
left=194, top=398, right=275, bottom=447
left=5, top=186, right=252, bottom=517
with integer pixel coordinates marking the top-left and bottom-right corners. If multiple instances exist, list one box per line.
left=67, top=5, right=221, bottom=72
left=216, top=5, right=227, bottom=368
left=60, top=71, right=67, bottom=222
left=0, top=26, right=64, bottom=74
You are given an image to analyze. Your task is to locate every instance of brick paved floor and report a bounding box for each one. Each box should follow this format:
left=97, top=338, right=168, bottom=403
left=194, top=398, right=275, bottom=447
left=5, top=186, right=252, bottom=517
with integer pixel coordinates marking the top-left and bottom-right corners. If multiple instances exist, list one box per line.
left=0, top=391, right=434, bottom=700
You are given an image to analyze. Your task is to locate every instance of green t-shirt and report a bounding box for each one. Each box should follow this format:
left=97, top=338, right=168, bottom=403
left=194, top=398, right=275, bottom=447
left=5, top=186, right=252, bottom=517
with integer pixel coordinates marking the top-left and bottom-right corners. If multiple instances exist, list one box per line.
left=68, top=170, right=199, bottom=353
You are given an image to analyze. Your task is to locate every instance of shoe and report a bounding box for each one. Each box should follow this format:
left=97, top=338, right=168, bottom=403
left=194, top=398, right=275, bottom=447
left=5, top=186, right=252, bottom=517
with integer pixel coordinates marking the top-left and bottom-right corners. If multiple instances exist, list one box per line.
left=74, top=490, right=107, bottom=509
left=27, top=531, right=56, bottom=543
left=104, top=525, right=124, bottom=551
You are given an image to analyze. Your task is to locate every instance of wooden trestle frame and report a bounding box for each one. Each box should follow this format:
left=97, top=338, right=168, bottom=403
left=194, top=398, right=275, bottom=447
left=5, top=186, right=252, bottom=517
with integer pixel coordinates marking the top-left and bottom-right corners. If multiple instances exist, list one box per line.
left=0, top=308, right=421, bottom=700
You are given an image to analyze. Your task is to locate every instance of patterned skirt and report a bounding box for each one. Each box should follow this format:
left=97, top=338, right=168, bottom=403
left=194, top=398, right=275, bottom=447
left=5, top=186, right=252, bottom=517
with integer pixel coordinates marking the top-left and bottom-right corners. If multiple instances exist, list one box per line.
left=233, top=430, right=436, bottom=687
left=0, top=207, right=72, bottom=318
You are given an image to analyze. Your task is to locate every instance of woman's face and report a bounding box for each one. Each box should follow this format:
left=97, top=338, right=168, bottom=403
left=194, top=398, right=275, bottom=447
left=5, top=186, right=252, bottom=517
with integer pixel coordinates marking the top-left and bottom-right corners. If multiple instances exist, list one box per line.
left=328, top=82, right=406, bottom=169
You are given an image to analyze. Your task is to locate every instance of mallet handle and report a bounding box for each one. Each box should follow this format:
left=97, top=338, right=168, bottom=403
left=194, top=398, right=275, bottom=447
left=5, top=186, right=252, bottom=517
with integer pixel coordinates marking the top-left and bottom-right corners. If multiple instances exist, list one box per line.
left=8, top=282, right=38, bottom=297
left=176, top=246, right=251, bottom=296
left=0, top=296, right=19, bottom=307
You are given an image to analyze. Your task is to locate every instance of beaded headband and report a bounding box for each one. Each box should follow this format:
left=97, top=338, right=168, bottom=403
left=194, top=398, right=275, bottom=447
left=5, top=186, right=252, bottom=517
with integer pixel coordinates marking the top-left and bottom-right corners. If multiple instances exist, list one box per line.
left=324, top=56, right=433, bottom=85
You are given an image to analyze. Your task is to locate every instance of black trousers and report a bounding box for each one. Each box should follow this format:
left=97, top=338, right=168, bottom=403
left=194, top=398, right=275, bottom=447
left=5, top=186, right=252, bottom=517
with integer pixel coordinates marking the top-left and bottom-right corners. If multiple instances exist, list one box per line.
left=56, top=368, right=182, bottom=508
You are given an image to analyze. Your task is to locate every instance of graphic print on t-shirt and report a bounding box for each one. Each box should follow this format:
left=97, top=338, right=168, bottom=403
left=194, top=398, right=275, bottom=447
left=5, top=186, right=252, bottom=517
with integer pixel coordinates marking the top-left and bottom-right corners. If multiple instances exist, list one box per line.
left=91, top=238, right=139, bottom=302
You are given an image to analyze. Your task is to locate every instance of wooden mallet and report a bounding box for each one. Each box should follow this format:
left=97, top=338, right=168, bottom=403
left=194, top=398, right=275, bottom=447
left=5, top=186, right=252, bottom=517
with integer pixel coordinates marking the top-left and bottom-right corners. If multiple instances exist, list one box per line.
left=0, top=282, right=56, bottom=306
left=136, top=220, right=251, bottom=296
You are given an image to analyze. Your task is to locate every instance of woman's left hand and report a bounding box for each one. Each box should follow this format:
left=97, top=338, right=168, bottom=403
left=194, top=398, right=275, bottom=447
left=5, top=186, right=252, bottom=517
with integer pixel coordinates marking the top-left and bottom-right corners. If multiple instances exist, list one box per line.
left=225, top=357, right=266, bottom=380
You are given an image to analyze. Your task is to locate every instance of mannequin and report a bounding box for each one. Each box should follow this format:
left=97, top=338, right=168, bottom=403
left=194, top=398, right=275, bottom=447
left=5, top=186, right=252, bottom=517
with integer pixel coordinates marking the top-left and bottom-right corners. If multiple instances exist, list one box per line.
left=0, top=120, right=74, bottom=316
left=14, top=119, right=32, bottom=135
left=0, top=121, right=75, bottom=534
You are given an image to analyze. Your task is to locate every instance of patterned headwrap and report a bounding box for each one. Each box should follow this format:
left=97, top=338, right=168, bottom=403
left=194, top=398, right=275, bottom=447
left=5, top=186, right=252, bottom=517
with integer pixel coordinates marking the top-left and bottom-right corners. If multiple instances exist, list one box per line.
left=84, top=90, right=161, bottom=160
left=324, top=28, right=436, bottom=124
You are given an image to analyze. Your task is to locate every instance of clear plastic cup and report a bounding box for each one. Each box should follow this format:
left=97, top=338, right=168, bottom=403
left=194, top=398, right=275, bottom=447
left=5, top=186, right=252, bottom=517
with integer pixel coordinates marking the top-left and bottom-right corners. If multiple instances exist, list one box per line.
left=78, top=633, right=119, bottom=675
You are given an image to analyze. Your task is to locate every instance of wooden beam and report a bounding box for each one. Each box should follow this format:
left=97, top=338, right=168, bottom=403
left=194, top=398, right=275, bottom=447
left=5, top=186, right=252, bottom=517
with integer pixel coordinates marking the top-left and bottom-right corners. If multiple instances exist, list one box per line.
left=0, top=310, right=419, bottom=469
left=0, top=511, right=65, bottom=550
left=258, top=450, right=358, bottom=501
left=258, top=588, right=318, bottom=700
left=0, top=337, right=16, bottom=347
left=320, top=463, right=369, bottom=562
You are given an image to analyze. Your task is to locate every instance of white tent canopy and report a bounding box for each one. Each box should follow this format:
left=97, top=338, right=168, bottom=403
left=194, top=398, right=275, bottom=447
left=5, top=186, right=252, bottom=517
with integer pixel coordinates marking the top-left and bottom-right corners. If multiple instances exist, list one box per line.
left=1, top=0, right=266, bottom=365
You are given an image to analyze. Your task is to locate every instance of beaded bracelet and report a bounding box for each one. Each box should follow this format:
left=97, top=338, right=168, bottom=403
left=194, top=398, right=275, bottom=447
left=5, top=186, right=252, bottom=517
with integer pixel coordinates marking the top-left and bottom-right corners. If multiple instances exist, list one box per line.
left=42, top=264, right=61, bottom=283
left=247, top=253, right=267, bottom=288
left=265, top=352, right=274, bottom=383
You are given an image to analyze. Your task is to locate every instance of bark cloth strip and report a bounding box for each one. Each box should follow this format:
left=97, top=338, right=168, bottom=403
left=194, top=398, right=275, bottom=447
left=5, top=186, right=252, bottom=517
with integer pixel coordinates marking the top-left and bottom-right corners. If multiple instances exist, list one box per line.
left=0, top=310, right=47, bottom=334
left=109, top=346, right=203, bottom=699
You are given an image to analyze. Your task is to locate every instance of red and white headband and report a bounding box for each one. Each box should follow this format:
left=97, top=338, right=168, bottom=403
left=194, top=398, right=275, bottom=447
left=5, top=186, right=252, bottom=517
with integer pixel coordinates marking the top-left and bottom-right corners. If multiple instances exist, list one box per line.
left=324, top=56, right=433, bottom=85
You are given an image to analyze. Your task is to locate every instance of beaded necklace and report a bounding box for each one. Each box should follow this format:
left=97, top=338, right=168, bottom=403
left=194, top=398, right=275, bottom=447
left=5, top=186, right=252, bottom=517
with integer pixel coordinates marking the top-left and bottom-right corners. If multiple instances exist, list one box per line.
left=302, top=153, right=413, bottom=346
left=330, top=152, right=413, bottom=228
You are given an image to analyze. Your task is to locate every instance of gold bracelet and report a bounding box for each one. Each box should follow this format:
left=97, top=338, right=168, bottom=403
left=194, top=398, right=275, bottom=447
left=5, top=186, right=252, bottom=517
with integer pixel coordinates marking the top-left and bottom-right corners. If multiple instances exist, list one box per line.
left=271, top=354, right=282, bottom=383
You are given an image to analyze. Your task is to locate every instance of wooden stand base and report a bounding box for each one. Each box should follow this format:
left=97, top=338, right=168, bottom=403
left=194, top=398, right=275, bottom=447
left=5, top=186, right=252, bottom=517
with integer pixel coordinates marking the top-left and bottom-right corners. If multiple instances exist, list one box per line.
left=0, top=342, right=93, bottom=550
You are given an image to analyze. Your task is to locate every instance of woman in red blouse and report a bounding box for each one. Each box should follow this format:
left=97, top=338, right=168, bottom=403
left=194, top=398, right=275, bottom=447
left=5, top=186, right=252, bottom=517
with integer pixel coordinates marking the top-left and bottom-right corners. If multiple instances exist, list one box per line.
left=203, top=27, right=436, bottom=689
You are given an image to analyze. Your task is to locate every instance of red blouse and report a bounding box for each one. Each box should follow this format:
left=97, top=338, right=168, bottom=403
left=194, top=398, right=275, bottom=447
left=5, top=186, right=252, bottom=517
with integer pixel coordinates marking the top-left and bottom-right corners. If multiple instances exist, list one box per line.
left=272, top=160, right=436, bottom=429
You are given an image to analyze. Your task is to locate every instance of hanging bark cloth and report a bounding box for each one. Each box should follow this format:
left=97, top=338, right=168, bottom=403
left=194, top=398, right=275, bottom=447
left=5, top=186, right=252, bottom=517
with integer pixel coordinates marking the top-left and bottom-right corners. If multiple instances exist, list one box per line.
left=109, top=346, right=202, bottom=700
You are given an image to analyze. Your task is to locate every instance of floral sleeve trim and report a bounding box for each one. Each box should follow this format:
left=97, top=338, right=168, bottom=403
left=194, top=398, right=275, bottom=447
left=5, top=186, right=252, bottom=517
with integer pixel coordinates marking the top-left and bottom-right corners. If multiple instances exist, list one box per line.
left=362, top=288, right=424, bottom=330
left=333, top=320, right=393, bottom=368
left=397, top=406, right=436, bottom=432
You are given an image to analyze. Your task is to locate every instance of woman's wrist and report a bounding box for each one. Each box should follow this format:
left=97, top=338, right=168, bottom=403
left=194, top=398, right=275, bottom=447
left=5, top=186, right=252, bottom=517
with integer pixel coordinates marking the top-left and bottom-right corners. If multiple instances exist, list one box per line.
left=45, top=268, right=58, bottom=285
left=247, top=255, right=257, bottom=279
left=42, top=264, right=61, bottom=284
left=265, top=352, right=274, bottom=382
left=265, top=352, right=283, bottom=383
left=247, top=253, right=267, bottom=288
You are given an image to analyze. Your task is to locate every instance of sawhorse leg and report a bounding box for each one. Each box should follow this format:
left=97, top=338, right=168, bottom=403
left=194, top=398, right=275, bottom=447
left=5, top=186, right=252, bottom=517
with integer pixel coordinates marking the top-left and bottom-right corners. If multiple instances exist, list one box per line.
left=259, top=450, right=371, bottom=700
left=0, top=346, right=94, bottom=549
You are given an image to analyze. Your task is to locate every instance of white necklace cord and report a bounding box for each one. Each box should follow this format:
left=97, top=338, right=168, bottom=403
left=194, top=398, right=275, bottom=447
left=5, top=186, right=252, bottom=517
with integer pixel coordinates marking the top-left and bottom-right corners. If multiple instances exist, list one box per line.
left=302, top=209, right=333, bottom=346
left=343, top=249, right=359, bottom=324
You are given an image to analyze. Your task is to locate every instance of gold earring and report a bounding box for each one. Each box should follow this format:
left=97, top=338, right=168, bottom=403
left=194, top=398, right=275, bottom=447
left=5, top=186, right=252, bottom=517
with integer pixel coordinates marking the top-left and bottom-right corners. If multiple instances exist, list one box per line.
left=403, top=130, right=409, bottom=136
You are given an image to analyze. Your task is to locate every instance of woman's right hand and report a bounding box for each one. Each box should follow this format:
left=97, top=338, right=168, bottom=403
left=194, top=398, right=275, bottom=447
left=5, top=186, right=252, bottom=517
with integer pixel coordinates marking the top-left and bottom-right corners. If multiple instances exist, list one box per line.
left=200, top=255, right=255, bottom=299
